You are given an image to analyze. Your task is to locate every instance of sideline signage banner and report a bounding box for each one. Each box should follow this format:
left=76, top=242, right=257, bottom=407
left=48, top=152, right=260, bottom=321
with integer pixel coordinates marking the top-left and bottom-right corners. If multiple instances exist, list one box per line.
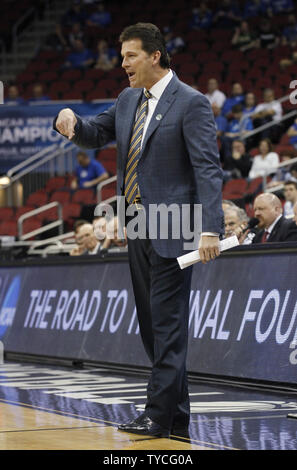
left=0, top=102, right=114, bottom=170
left=0, top=252, right=297, bottom=384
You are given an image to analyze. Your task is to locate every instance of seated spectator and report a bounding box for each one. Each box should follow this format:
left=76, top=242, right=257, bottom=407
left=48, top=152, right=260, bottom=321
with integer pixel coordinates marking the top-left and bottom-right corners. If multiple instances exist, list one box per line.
left=221, top=104, right=253, bottom=158
left=212, top=104, right=228, bottom=138
left=221, top=82, right=245, bottom=117
left=248, top=138, right=280, bottom=179
left=93, top=39, right=118, bottom=71
left=68, top=22, right=87, bottom=48
left=283, top=180, right=297, bottom=217
left=252, top=192, right=297, bottom=243
left=28, top=83, right=50, bottom=103
left=93, top=215, right=111, bottom=250
left=287, top=117, right=297, bottom=149
left=223, top=205, right=253, bottom=244
left=163, top=27, right=185, bottom=55
left=105, top=216, right=128, bottom=252
left=252, top=88, right=283, bottom=142
left=293, top=200, right=297, bottom=224
left=225, top=104, right=253, bottom=139
left=71, top=151, right=109, bottom=190
left=63, top=39, right=95, bottom=69
left=86, top=1, right=111, bottom=28
left=243, top=92, right=257, bottom=116
left=76, top=223, right=102, bottom=254
left=212, top=0, right=242, bottom=29
left=281, top=14, right=297, bottom=46
left=61, top=0, right=88, bottom=28
left=44, top=23, right=69, bottom=51
left=205, top=78, right=226, bottom=109
left=4, top=85, right=26, bottom=105
left=223, top=139, right=253, bottom=178
left=268, top=149, right=297, bottom=186
left=254, top=19, right=280, bottom=49
left=231, top=21, right=257, bottom=52
left=190, top=2, right=213, bottom=30
left=70, top=219, right=89, bottom=256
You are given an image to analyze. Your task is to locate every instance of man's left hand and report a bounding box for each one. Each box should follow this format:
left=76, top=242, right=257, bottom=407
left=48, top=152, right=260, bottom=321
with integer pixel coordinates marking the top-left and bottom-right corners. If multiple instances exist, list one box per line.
left=198, top=235, right=220, bottom=264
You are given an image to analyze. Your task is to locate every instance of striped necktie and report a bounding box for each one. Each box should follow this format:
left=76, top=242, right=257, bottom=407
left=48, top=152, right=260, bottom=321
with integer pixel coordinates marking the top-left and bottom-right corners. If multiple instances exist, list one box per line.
left=124, top=89, right=152, bottom=205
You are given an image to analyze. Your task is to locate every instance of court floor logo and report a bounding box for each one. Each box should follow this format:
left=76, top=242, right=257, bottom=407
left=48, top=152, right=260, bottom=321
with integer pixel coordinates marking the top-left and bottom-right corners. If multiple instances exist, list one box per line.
left=0, top=276, right=21, bottom=339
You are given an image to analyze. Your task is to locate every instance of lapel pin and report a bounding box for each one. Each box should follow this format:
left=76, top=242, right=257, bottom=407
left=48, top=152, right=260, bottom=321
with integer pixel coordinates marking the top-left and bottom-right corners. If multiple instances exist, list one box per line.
left=156, top=114, right=162, bottom=120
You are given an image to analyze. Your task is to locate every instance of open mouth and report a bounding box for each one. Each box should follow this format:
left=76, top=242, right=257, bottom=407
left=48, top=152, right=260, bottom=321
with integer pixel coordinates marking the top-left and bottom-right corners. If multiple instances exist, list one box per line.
left=127, top=72, right=136, bottom=80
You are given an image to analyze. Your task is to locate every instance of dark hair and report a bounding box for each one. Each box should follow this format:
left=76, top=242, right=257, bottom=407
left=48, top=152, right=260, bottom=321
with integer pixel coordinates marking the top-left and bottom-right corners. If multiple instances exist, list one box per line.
left=284, top=180, right=297, bottom=189
left=259, top=138, right=273, bottom=152
left=73, top=219, right=88, bottom=233
left=119, top=22, right=170, bottom=69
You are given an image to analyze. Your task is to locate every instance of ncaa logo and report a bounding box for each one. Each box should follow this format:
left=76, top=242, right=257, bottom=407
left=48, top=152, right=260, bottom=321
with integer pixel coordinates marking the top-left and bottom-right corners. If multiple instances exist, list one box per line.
left=0, top=276, right=21, bottom=339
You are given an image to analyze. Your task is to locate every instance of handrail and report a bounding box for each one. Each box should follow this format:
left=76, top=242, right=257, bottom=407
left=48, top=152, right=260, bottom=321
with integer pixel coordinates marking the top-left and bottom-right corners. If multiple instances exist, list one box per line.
left=239, top=93, right=297, bottom=140
left=17, top=201, right=63, bottom=240
left=97, top=175, right=117, bottom=202
left=7, top=144, right=58, bottom=180
left=12, top=7, right=36, bottom=55
left=5, top=141, right=75, bottom=188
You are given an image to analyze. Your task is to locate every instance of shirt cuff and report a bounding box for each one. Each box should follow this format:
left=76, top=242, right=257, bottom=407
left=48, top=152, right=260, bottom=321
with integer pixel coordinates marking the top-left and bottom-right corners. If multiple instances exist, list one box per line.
left=201, top=232, right=219, bottom=237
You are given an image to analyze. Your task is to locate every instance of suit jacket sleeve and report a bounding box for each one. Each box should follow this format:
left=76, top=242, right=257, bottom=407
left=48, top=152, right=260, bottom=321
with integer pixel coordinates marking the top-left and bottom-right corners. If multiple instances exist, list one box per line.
left=53, top=102, right=117, bottom=149
left=182, top=93, right=224, bottom=234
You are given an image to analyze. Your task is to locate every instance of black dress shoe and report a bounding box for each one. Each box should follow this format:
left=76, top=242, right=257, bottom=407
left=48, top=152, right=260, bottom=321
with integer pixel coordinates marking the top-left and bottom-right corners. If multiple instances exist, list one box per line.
left=118, top=415, right=170, bottom=437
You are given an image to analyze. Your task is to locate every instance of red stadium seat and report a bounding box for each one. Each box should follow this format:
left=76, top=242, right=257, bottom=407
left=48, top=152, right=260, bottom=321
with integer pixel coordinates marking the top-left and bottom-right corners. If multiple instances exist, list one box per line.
left=15, top=206, right=35, bottom=219
left=45, top=176, right=66, bottom=192
left=72, top=189, right=96, bottom=205
left=0, top=207, right=14, bottom=220
left=63, top=203, right=82, bottom=220
left=49, top=190, right=71, bottom=205
left=0, top=220, right=17, bottom=236
left=26, top=191, right=49, bottom=207
left=35, top=205, right=59, bottom=222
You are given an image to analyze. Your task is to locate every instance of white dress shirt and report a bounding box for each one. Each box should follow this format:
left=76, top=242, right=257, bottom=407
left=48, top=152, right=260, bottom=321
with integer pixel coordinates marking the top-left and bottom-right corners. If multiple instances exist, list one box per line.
left=266, top=214, right=282, bottom=238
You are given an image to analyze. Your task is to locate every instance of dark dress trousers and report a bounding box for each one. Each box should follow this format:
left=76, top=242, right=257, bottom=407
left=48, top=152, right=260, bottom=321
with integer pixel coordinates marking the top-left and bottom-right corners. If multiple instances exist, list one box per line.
left=54, top=73, right=224, bottom=430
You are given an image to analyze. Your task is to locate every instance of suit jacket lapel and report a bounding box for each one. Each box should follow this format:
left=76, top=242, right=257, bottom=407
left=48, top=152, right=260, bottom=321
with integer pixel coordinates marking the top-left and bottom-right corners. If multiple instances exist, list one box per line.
left=122, top=88, right=143, bottom=164
left=140, top=75, right=179, bottom=158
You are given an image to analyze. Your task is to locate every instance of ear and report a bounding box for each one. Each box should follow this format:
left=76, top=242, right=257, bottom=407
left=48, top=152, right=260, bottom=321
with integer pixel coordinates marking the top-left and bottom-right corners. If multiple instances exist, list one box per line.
left=152, top=50, right=161, bottom=66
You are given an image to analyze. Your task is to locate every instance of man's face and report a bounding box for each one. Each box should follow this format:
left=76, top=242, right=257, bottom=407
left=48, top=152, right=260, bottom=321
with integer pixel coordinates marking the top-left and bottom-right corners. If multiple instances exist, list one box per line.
left=232, top=141, right=244, bottom=155
left=245, top=93, right=255, bottom=107
left=232, top=83, right=243, bottom=96
left=208, top=79, right=217, bottom=93
left=121, top=39, right=156, bottom=89
left=77, top=154, right=89, bottom=167
left=264, top=90, right=274, bottom=102
left=224, top=210, right=241, bottom=237
left=254, top=197, right=281, bottom=229
left=284, top=184, right=297, bottom=202
left=77, top=225, right=97, bottom=251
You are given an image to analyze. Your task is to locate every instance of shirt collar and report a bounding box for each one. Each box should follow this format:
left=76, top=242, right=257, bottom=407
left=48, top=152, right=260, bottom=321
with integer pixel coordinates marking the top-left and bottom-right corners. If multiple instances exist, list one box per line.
left=267, top=214, right=282, bottom=234
left=145, top=69, right=173, bottom=100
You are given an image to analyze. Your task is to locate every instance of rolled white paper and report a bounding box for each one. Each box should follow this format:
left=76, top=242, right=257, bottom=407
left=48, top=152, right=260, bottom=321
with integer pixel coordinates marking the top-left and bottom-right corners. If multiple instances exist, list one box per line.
left=177, top=235, right=239, bottom=269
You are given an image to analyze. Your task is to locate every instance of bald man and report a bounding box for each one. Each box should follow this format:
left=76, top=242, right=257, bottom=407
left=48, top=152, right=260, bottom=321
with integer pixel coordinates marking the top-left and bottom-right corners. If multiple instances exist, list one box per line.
left=252, top=193, right=297, bottom=243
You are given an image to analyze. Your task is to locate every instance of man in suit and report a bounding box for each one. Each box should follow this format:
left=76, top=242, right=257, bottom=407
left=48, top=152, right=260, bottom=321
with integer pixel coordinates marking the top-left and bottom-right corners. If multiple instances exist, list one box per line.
left=54, top=23, right=224, bottom=437
left=252, top=193, right=297, bottom=243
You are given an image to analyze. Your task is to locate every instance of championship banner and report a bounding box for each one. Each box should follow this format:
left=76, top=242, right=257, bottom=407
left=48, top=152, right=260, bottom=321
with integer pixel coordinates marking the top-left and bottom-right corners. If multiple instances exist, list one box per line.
left=0, top=102, right=115, bottom=170
left=1, top=249, right=297, bottom=385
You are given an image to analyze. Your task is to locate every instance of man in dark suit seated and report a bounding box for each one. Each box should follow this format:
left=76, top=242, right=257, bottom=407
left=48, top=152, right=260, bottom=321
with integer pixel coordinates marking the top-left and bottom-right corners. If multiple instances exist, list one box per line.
left=252, top=193, right=297, bottom=243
